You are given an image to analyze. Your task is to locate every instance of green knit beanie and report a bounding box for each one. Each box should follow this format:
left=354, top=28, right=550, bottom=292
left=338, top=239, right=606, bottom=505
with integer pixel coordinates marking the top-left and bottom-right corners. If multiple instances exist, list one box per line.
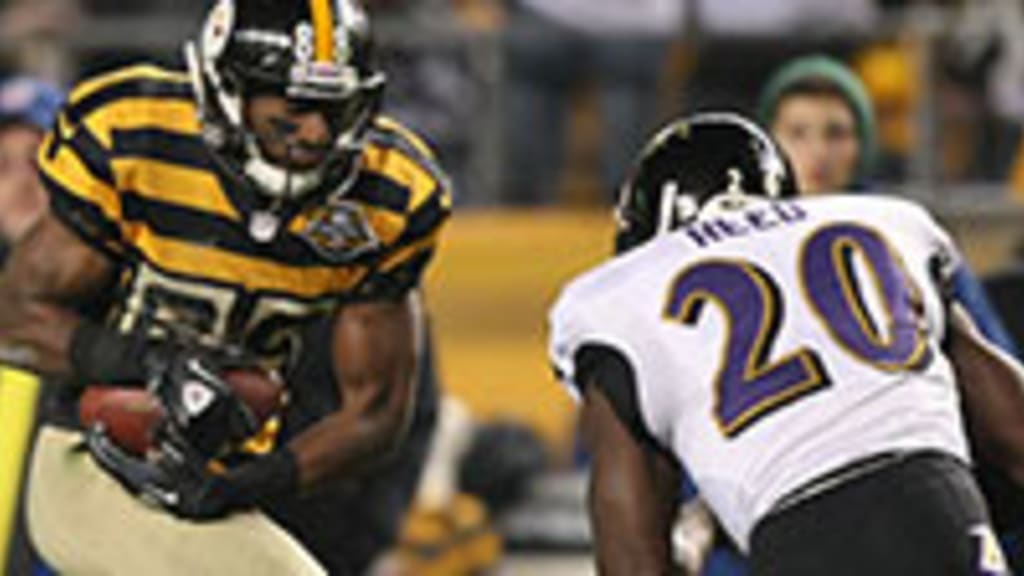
left=757, top=55, right=877, bottom=188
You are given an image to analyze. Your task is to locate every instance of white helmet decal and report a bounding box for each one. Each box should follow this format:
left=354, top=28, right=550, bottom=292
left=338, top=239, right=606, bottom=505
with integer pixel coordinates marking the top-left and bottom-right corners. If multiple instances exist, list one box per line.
left=202, top=0, right=235, bottom=60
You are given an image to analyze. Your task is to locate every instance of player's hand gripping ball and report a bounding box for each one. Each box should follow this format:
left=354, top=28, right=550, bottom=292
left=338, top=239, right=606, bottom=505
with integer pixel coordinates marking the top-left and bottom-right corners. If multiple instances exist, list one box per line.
left=79, top=366, right=285, bottom=456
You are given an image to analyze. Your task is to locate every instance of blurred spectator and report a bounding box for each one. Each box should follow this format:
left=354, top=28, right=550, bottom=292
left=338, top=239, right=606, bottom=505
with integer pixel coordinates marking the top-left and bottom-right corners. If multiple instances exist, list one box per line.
left=948, top=0, right=1024, bottom=124
left=758, top=55, right=877, bottom=193
left=501, top=0, right=683, bottom=205
left=0, top=77, right=62, bottom=252
left=948, top=0, right=1024, bottom=196
left=0, top=0, right=81, bottom=83
left=938, top=0, right=1024, bottom=185
left=758, top=54, right=1017, bottom=356
left=450, top=0, right=503, bottom=31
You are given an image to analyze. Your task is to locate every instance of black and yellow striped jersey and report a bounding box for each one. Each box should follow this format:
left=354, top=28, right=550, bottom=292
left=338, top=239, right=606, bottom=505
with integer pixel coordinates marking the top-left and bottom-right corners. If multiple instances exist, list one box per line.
left=38, top=64, right=451, bottom=371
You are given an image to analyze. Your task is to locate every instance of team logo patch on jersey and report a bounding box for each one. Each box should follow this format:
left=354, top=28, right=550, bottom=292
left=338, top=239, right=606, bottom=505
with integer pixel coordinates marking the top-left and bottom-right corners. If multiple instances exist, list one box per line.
left=299, top=200, right=380, bottom=263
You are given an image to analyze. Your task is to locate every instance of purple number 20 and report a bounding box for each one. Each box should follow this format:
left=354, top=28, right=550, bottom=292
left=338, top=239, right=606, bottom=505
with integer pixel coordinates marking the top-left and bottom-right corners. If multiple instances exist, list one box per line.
left=665, top=223, right=931, bottom=438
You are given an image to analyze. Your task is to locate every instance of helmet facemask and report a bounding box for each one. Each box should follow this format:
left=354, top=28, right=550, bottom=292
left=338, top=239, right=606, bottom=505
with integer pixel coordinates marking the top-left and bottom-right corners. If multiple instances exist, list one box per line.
left=185, top=0, right=385, bottom=208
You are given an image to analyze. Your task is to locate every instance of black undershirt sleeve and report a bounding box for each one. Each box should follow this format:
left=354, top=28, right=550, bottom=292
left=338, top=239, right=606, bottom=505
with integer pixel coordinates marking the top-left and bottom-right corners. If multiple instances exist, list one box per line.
left=574, top=343, right=670, bottom=456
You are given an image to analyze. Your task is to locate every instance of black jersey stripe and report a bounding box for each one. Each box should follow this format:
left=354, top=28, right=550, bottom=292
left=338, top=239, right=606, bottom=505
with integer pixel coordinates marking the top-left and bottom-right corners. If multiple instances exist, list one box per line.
left=38, top=134, right=123, bottom=222
left=44, top=172, right=126, bottom=259
left=351, top=247, right=435, bottom=302
left=397, top=187, right=450, bottom=245
left=112, top=128, right=214, bottom=172
left=347, top=172, right=413, bottom=214
left=118, top=191, right=332, bottom=268
left=379, top=232, right=439, bottom=274
left=67, top=127, right=117, bottom=187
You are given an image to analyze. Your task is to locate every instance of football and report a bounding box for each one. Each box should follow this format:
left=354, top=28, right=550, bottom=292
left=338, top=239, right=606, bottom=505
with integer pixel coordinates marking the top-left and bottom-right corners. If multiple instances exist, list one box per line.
left=222, top=367, right=286, bottom=424
left=78, top=387, right=163, bottom=456
left=78, top=368, right=285, bottom=455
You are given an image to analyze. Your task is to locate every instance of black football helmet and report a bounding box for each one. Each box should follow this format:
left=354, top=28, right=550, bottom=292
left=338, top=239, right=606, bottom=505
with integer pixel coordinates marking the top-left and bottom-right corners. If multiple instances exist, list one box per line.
left=185, top=0, right=384, bottom=202
left=614, top=112, right=798, bottom=254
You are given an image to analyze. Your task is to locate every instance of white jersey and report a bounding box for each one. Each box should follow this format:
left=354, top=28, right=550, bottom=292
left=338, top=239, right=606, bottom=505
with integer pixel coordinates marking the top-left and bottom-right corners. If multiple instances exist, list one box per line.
left=549, top=194, right=970, bottom=551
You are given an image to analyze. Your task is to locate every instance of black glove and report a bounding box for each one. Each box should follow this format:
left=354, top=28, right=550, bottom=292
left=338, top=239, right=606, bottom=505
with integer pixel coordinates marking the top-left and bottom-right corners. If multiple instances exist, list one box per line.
left=69, top=320, right=161, bottom=386
left=147, top=348, right=262, bottom=460
left=86, top=427, right=299, bottom=522
left=85, top=425, right=234, bottom=521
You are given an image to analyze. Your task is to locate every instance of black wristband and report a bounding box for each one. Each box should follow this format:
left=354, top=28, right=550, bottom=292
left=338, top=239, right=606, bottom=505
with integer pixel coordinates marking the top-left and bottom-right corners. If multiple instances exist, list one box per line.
left=225, top=448, right=300, bottom=509
left=68, top=320, right=149, bottom=386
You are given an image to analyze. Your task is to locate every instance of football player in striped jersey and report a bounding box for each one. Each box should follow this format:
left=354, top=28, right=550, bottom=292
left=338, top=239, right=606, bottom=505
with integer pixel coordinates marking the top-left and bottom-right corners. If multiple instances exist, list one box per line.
left=0, top=1, right=450, bottom=573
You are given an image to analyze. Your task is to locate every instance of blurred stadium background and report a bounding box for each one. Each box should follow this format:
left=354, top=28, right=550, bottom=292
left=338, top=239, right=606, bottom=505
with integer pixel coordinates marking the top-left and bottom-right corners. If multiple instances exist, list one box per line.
left=3, top=0, right=1024, bottom=574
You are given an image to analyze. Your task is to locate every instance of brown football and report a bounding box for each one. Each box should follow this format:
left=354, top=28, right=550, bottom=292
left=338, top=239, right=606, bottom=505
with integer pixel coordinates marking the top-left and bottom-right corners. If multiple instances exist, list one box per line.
left=78, top=387, right=164, bottom=455
left=78, top=368, right=285, bottom=455
left=222, top=367, right=286, bottom=423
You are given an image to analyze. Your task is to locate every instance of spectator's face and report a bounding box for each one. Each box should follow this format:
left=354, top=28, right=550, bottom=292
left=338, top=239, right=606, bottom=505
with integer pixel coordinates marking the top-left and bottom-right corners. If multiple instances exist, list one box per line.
left=244, top=94, right=334, bottom=171
left=0, top=124, right=48, bottom=242
left=771, top=94, right=860, bottom=195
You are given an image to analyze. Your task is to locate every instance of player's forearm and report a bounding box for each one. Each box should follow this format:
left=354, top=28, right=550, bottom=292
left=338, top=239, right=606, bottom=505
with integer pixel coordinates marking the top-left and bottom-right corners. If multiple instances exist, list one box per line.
left=594, top=530, right=675, bottom=575
left=590, top=485, right=677, bottom=576
left=0, top=215, right=117, bottom=380
left=950, top=305, right=1024, bottom=485
left=289, top=295, right=421, bottom=488
left=289, top=373, right=415, bottom=489
left=597, top=550, right=672, bottom=576
left=0, top=286, right=78, bottom=377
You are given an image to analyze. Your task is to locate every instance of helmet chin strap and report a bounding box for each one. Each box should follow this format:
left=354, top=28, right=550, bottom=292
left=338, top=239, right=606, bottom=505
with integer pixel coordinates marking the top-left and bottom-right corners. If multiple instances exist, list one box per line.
left=242, top=122, right=312, bottom=244
left=242, top=143, right=323, bottom=200
left=244, top=115, right=323, bottom=200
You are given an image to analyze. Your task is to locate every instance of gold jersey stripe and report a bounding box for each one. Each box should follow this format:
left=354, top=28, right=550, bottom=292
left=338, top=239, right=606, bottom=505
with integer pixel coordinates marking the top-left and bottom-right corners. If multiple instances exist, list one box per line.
left=113, top=159, right=239, bottom=221
left=39, top=133, right=122, bottom=223
left=379, top=228, right=442, bottom=273
left=310, top=0, right=336, bottom=63
left=362, top=145, right=438, bottom=212
left=361, top=205, right=408, bottom=246
left=375, top=116, right=437, bottom=161
left=69, top=65, right=189, bottom=107
left=85, top=98, right=200, bottom=149
left=131, top=226, right=368, bottom=297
